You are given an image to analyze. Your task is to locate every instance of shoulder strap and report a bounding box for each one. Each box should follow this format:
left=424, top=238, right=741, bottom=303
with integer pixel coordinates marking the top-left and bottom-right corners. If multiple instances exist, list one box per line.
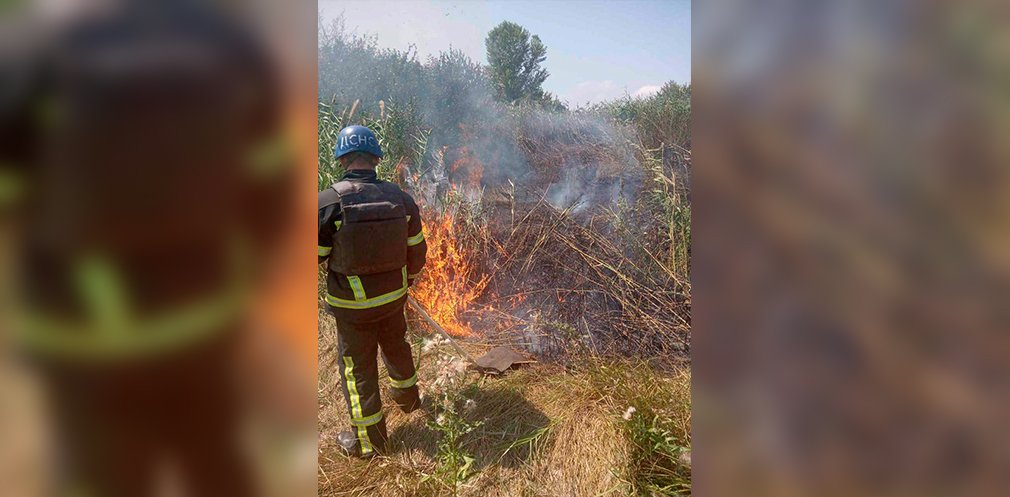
left=318, top=187, right=341, bottom=210
left=331, top=180, right=356, bottom=197
left=330, top=180, right=357, bottom=215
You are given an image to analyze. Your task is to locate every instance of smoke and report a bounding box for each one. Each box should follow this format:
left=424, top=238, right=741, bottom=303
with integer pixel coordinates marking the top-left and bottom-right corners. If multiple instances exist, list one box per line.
left=318, top=17, right=648, bottom=217
left=545, top=160, right=642, bottom=216
left=519, top=108, right=645, bottom=217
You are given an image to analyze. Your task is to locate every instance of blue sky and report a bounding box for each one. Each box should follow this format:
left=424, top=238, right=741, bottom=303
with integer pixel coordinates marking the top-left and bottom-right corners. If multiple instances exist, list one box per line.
left=319, top=0, right=691, bottom=106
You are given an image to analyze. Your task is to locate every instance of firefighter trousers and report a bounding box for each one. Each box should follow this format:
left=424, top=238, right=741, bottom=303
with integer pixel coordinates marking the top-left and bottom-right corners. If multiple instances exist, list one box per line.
left=332, top=303, right=420, bottom=455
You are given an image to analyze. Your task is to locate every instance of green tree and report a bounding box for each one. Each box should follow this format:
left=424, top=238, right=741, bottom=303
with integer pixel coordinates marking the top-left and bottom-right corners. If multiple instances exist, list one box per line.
left=485, top=21, right=550, bottom=104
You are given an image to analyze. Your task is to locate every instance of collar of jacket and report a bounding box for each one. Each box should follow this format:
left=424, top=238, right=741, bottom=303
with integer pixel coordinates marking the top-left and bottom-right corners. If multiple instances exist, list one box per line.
left=341, top=169, right=378, bottom=182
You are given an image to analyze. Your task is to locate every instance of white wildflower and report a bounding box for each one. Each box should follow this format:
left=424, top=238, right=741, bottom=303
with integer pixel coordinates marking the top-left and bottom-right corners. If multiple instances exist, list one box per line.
left=622, top=406, right=637, bottom=421
left=463, top=398, right=476, bottom=412
left=436, top=414, right=446, bottom=426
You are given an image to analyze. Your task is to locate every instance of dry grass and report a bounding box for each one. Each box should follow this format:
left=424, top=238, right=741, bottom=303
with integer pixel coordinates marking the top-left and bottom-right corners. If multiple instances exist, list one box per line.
left=318, top=309, right=691, bottom=496
left=483, top=198, right=690, bottom=358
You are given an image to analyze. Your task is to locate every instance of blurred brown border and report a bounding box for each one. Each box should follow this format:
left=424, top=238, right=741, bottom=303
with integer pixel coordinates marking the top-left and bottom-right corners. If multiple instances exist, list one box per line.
left=694, top=1, right=1010, bottom=496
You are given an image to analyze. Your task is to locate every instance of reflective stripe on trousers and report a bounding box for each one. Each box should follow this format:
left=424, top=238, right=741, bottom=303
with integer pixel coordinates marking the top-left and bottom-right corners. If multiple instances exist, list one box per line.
left=342, top=356, right=377, bottom=454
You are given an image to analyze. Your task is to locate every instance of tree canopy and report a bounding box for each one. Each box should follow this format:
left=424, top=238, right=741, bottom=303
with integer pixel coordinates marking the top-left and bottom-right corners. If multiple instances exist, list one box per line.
left=485, top=21, right=550, bottom=105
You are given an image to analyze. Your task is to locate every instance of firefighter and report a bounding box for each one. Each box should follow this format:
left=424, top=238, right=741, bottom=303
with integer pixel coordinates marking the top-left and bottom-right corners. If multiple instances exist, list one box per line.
left=318, top=125, right=427, bottom=457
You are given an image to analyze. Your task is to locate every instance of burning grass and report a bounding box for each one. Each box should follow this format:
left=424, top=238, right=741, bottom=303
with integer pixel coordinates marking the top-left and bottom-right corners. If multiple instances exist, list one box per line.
left=477, top=193, right=690, bottom=359
left=398, top=132, right=690, bottom=360
left=410, top=204, right=488, bottom=338
left=318, top=95, right=690, bottom=359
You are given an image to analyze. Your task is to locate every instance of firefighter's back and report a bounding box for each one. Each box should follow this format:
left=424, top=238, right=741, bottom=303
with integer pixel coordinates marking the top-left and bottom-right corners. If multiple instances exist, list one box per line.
left=318, top=169, right=426, bottom=323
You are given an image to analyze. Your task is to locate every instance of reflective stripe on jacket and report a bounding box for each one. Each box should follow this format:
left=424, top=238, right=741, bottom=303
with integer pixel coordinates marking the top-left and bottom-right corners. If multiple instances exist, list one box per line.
left=318, top=170, right=426, bottom=317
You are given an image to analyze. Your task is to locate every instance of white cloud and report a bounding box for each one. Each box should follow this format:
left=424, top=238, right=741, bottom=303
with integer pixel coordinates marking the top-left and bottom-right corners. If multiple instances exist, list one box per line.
left=633, top=84, right=662, bottom=99
left=562, top=80, right=627, bottom=107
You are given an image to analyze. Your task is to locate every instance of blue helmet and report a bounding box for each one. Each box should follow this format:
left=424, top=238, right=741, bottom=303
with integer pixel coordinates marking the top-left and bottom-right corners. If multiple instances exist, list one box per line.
left=334, top=125, right=383, bottom=159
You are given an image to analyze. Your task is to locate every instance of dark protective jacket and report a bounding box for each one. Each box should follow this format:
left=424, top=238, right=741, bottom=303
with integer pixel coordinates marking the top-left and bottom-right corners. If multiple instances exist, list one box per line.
left=318, top=170, right=426, bottom=321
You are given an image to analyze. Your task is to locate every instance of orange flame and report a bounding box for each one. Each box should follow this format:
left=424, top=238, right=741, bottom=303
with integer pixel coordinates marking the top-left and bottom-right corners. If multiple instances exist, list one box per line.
left=411, top=207, right=488, bottom=337
left=408, top=132, right=490, bottom=337
left=450, top=148, right=484, bottom=192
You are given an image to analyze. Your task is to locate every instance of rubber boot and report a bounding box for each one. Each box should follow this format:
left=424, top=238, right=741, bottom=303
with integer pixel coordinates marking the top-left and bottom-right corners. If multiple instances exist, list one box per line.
left=389, top=385, right=421, bottom=413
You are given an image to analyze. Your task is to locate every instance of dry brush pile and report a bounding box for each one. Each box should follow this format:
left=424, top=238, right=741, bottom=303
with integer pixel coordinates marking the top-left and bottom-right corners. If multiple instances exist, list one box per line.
left=318, top=97, right=691, bottom=362
left=398, top=105, right=691, bottom=363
